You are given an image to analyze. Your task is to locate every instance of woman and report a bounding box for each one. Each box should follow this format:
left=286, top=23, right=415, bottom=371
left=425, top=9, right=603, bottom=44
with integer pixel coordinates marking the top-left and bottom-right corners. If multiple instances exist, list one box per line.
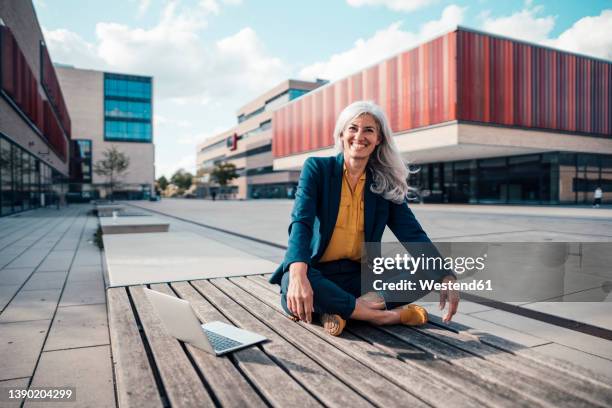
left=269, top=101, right=459, bottom=336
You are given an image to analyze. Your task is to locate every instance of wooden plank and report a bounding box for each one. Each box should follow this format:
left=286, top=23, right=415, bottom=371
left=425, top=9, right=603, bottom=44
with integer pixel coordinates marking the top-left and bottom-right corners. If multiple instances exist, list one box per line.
left=190, top=279, right=372, bottom=408
left=211, top=278, right=433, bottom=408
left=107, top=288, right=163, bottom=408
left=252, top=275, right=612, bottom=407
left=412, top=320, right=612, bottom=408
left=129, top=285, right=214, bottom=407
left=382, top=324, right=600, bottom=408
left=178, top=281, right=322, bottom=408
left=152, top=283, right=266, bottom=408
left=241, top=276, right=534, bottom=408
left=448, top=316, right=612, bottom=388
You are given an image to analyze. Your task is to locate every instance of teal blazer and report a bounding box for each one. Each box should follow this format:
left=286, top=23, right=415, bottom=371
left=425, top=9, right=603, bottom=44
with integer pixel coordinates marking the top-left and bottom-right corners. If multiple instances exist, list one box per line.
left=269, top=153, right=448, bottom=285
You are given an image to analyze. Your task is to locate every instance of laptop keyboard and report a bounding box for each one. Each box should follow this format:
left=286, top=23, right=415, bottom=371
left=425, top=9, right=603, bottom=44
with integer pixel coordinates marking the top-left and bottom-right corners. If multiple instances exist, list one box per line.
left=203, top=329, right=243, bottom=352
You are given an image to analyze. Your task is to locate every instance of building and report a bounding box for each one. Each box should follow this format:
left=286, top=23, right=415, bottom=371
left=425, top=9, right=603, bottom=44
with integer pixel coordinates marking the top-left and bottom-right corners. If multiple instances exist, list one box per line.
left=56, top=66, right=155, bottom=201
left=196, top=79, right=325, bottom=199
left=0, top=2, right=71, bottom=216
left=272, top=27, right=612, bottom=205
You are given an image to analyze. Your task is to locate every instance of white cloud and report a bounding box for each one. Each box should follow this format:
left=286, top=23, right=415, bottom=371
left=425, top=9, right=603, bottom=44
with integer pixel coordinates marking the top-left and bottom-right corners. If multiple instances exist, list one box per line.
left=346, top=0, right=438, bottom=13
left=299, top=5, right=464, bottom=81
left=42, top=27, right=104, bottom=69
left=157, top=154, right=196, bottom=177
left=544, top=10, right=612, bottom=60
left=137, top=0, right=152, bottom=16
left=43, top=2, right=288, bottom=102
left=481, top=5, right=612, bottom=60
left=482, top=4, right=555, bottom=43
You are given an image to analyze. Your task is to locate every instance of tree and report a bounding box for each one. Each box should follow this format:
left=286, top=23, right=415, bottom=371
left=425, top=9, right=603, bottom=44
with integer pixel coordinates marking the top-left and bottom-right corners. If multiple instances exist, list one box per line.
left=170, top=169, right=193, bottom=190
left=211, top=162, right=239, bottom=198
left=93, top=146, right=129, bottom=201
left=157, top=175, right=169, bottom=191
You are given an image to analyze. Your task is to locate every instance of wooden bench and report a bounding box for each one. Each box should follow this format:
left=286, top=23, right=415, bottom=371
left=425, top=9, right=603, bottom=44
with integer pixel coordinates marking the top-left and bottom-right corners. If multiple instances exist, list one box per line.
left=107, top=275, right=612, bottom=407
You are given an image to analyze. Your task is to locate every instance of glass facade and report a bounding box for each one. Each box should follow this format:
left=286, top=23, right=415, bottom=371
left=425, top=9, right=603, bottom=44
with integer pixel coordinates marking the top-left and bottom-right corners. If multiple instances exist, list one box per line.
left=1, top=133, right=65, bottom=217
left=104, top=73, right=152, bottom=142
left=409, top=152, right=612, bottom=205
left=249, top=183, right=297, bottom=199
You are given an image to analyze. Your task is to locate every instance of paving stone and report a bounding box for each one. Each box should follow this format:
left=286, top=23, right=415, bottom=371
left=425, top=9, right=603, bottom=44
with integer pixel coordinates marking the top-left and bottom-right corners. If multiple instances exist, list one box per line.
left=532, top=342, right=612, bottom=379
left=71, top=250, right=101, bottom=267
left=0, top=377, right=30, bottom=407
left=22, top=272, right=68, bottom=291
left=66, top=266, right=103, bottom=283
left=0, top=285, right=21, bottom=311
left=37, top=251, right=75, bottom=272
left=0, top=320, right=50, bottom=380
left=25, top=346, right=115, bottom=408
left=44, top=304, right=109, bottom=351
left=59, top=279, right=105, bottom=307
left=521, top=301, right=612, bottom=330
left=0, top=268, right=34, bottom=286
left=471, top=308, right=612, bottom=360
left=0, top=289, right=62, bottom=323
left=7, top=249, right=49, bottom=269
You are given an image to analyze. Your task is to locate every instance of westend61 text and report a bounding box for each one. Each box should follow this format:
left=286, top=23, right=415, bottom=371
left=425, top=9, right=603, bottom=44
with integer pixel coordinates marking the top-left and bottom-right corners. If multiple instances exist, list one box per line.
left=372, top=279, right=493, bottom=292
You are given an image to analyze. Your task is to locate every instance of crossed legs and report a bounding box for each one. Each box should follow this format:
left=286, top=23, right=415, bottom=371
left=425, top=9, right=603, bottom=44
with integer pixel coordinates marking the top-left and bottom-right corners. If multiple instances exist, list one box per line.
left=280, top=263, right=428, bottom=327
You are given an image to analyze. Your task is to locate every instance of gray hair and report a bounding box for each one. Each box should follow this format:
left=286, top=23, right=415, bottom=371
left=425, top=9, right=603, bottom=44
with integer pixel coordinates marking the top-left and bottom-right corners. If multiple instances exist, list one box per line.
left=333, top=100, right=411, bottom=204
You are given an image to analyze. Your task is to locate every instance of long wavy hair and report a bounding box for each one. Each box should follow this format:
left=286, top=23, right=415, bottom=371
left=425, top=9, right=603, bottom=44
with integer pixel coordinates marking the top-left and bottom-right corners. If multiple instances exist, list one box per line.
left=333, top=100, right=411, bottom=204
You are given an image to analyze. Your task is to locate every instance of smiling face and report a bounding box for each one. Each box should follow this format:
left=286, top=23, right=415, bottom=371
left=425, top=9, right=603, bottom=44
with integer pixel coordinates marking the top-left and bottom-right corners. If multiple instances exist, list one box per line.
left=341, top=113, right=381, bottom=161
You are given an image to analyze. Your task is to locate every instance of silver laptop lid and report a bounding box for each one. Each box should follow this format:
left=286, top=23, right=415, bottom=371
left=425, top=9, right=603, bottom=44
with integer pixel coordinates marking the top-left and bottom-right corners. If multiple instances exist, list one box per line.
left=143, top=288, right=214, bottom=354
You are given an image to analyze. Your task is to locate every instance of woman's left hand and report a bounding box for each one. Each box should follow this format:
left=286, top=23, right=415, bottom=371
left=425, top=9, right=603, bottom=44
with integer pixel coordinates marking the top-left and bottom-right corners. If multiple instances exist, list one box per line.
left=439, top=275, right=460, bottom=323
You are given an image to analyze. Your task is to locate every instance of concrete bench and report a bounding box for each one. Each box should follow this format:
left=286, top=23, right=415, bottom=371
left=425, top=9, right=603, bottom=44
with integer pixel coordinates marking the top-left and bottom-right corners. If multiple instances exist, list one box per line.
left=102, top=232, right=276, bottom=287
left=99, top=216, right=169, bottom=235
left=96, top=204, right=126, bottom=217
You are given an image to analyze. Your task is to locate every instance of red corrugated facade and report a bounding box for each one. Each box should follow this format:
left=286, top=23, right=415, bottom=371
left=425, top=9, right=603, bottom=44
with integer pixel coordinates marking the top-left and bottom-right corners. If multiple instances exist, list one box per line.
left=0, top=25, right=69, bottom=161
left=273, top=28, right=611, bottom=158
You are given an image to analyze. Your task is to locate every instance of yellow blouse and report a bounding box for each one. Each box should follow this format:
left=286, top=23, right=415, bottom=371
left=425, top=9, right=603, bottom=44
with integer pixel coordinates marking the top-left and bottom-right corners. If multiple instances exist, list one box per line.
left=319, top=165, right=365, bottom=262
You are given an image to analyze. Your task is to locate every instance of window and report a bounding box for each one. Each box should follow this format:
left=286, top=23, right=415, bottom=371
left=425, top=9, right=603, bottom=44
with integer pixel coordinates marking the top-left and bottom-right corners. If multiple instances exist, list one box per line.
left=104, top=73, right=153, bottom=142
left=104, top=74, right=152, bottom=100
left=104, top=121, right=152, bottom=142
left=105, top=100, right=151, bottom=120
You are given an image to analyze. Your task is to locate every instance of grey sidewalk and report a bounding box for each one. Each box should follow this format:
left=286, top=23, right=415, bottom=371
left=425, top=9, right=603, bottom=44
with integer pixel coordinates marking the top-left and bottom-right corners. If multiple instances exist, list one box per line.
left=0, top=205, right=114, bottom=408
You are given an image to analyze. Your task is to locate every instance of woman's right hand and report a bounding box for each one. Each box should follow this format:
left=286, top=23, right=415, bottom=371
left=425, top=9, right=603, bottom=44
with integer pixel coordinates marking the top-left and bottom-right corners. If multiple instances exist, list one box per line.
left=287, top=262, right=314, bottom=323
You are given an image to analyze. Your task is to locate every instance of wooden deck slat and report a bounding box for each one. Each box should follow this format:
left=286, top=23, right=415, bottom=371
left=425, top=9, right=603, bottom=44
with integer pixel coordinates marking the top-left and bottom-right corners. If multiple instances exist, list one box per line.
left=187, top=279, right=373, bottom=408
left=106, top=288, right=163, bottom=408
left=411, top=323, right=612, bottom=407
left=151, top=283, right=267, bottom=408
left=240, top=276, right=540, bottom=408
left=381, top=324, right=600, bottom=408
left=106, top=275, right=612, bottom=407
left=129, top=286, right=215, bottom=408
left=211, top=278, right=432, bottom=408
left=248, top=277, right=610, bottom=406
left=246, top=276, right=535, bottom=407
left=190, top=279, right=374, bottom=408
left=448, top=317, right=612, bottom=388
left=186, top=280, right=323, bottom=408
left=249, top=274, right=612, bottom=408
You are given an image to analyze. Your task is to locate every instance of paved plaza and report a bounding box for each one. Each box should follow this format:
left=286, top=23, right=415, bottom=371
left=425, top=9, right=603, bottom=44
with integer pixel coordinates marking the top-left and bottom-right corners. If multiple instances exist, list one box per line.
left=0, top=200, right=611, bottom=407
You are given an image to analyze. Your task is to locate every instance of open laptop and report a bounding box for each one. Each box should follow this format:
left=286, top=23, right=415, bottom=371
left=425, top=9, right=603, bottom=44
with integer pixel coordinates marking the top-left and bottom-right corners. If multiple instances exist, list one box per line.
left=143, top=288, right=266, bottom=356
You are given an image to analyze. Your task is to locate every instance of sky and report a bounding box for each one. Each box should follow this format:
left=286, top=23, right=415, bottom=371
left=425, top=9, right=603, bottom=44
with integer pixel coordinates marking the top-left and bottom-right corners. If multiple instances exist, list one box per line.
left=33, top=0, right=612, bottom=179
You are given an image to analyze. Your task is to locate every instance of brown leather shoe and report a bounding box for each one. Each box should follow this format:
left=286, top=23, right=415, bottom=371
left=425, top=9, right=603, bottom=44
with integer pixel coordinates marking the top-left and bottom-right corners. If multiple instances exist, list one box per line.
left=399, top=304, right=428, bottom=326
left=321, top=313, right=346, bottom=336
